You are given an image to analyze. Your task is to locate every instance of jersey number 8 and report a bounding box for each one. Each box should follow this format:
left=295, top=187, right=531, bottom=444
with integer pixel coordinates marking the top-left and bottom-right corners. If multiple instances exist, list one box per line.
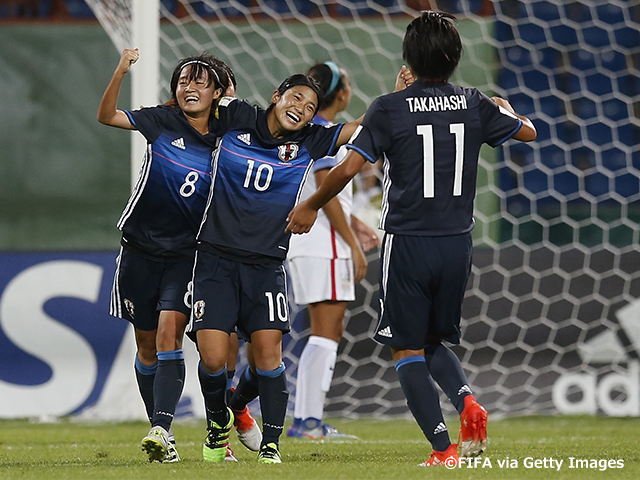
left=180, top=171, right=200, bottom=198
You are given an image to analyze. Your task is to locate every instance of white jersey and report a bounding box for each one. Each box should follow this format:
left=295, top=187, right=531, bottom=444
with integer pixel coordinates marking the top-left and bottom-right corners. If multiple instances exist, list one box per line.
left=288, top=143, right=353, bottom=260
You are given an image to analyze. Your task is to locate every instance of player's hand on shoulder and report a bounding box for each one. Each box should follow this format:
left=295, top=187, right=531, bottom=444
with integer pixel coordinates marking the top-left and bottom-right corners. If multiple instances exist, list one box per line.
left=394, top=65, right=415, bottom=92
left=491, top=96, right=515, bottom=113
left=286, top=201, right=318, bottom=234
left=117, top=48, right=139, bottom=75
left=224, top=83, right=236, bottom=97
left=492, top=96, right=537, bottom=142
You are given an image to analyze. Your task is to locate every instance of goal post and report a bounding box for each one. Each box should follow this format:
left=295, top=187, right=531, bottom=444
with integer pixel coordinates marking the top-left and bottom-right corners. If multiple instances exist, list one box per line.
left=130, top=0, right=160, bottom=188
left=85, top=0, right=160, bottom=189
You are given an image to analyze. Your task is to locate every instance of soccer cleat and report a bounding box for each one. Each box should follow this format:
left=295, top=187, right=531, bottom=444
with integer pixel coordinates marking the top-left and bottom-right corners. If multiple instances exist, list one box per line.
left=287, top=418, right=358, bottom=440
left=141, top=425, right=170, bottom=462
left=458, top=395, right=488, bottom=457
left=225, top=446, right=238, bottom=462
left=419, top=443, right=460, bottom=467
left=232, top=405, right=262, bottom=451
left=202, top=408, right=235, bottom=463
left=257, top=442, right=281, bottom=464
left=164, top=437, right=180, bottom=463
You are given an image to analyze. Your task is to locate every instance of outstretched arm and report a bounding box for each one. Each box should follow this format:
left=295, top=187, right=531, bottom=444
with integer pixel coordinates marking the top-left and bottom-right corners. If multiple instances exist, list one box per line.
left=491, top=96, right=537, bottom=142
left=286, top=150, right=367, bottom=234
left=97, top=48, right=139, bottom=129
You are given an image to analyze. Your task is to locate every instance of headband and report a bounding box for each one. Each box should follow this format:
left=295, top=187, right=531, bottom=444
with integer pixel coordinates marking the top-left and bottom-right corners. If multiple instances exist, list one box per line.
left=180, top=59, right=221, bottom=87
left=324, top=61, right=341, bottom=95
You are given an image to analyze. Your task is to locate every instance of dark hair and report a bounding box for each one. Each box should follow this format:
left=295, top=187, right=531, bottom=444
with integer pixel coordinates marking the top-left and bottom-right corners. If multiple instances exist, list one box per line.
left=221, top=63, right=237, bottom=90
left=402, top=11, right=462, bottom=81
left=269, top=73, right=323, bottom=114
left=169, top=53, right=233, bottom=101
left=306, top=62, right=346, bottom=110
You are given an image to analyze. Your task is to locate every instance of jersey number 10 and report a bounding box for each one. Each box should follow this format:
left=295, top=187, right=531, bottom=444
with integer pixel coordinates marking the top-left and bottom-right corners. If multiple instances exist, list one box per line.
left=244, top=159, right=274, bottom=191
left=417, top=123, right=464, bottom=198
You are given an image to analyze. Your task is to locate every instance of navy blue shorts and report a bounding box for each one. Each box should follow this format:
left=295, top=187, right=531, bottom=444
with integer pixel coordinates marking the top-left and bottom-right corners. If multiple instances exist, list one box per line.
left=187, top=249, right=291, bottom=340
left=110, top=246, right=193, bottom=331
left=374, top=233, right=472, bottom=349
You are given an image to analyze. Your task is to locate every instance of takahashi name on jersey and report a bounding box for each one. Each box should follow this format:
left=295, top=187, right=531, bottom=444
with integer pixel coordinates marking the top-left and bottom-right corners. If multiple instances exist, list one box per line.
left=405, top=94, right=468, bottom=113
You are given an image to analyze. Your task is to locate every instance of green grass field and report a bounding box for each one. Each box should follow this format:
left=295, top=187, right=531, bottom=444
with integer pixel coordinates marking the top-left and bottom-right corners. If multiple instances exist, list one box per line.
left=1, top=416, right=638, bottom=480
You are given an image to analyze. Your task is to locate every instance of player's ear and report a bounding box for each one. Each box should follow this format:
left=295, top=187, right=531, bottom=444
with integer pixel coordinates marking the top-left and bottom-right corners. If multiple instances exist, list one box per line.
left=212, top=87, right=223, bottom=100
left=271, top=90, right=281, bottom=105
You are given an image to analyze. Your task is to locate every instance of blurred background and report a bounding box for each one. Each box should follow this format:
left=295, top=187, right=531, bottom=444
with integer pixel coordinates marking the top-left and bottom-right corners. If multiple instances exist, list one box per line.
left=0, top=0, right=639, bottom=421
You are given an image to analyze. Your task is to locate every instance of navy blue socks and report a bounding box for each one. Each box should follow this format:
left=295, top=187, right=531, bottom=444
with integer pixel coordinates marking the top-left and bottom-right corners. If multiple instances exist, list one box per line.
left=256, top=364, right=288, bottom=447
left=198, top=362, right=229, bottom=428
left=152, top=350, right=185, bottom=432
left=424, top=343, right=471, bottom=414
left=395, top=355, right=451, bottom=452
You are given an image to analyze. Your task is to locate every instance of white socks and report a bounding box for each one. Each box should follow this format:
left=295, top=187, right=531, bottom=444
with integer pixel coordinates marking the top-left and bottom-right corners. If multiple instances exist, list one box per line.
left=293, top=335, right=339, bottom=421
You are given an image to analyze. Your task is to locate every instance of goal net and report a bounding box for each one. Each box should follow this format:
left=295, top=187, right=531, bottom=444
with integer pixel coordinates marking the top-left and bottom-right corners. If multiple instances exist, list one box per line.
left=86, top=0, right=640, bottom=420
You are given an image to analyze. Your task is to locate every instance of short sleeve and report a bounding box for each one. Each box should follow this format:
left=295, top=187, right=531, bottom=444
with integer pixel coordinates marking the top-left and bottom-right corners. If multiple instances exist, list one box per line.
left=209, top=97, right=253, bottom=135
left=304, top=123, right=343, bottom=160
left=477, top=92, right=523, bottom=147
left=346, top=97, right=392, bottom=163
left=125, top=106, right=168, bottom=144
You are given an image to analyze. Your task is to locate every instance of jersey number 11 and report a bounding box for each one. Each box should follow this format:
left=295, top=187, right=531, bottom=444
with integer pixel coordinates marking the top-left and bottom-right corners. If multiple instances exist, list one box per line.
left=417, top=123, right=465, bottom=198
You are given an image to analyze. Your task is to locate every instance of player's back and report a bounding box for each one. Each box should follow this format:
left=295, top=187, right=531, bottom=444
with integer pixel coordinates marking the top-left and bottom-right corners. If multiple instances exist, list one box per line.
left=350, top=80, right=521, bottom=236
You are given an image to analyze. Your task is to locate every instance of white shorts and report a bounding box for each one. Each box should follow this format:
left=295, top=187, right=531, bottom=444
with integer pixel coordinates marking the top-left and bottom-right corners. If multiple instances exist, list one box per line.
left=287, top=257, right=355, bottom=305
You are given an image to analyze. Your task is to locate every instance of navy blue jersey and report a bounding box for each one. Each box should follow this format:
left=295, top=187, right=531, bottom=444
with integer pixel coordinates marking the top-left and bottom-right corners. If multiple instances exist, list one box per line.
left=118, top=105, right=217, bottom=259
left=348, top=80, right=523, bottom=236
left=197, top=97, right=343, bottom=261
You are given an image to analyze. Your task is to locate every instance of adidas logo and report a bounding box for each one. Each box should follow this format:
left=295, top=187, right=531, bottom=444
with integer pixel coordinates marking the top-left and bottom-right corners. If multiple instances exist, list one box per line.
left=553, top=298, right=640, bottom=416
left=433, top=422, right=448, bottom=435
left=578, top=299, right=640, bottom=363
left=377, top=326, right=392, bottom=338
left=171, top=138, right=186, bottom=150
left=458, top=385, right=472, bottom=396
left=237, top=133, right=251, bottom=145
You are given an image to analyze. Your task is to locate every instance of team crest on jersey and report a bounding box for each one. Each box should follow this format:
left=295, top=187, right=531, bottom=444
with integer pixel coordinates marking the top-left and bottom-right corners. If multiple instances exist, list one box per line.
left=193, top=300, right=206, bottom=320
left=278, top=143, right=299, bottom=162
left=124, top=298, right=135, bottom=319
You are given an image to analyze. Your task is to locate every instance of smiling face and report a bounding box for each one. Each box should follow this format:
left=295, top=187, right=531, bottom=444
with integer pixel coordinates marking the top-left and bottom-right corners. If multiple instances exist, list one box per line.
left=175, top=65, right=221, bottom=117
left=268, top=85, right=319, bottom=138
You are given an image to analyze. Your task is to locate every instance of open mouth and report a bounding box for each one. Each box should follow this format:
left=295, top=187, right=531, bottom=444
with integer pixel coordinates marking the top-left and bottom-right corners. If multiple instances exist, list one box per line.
left=286, top=111, right=300, bottom=123
left=185, top=95, right=199, bottom=104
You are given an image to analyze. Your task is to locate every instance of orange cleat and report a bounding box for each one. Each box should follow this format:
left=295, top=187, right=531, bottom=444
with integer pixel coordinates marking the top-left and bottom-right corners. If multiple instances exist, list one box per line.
left=419, top=443, right=460, bottom=467
left=458, top=395, right=488, bottom=457
left=232, top=405, right=262, bottom=452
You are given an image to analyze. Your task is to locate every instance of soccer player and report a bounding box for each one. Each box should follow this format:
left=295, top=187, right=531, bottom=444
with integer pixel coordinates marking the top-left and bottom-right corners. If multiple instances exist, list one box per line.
left=189, top=69, right=411, bottom=464
left=286, top=11, right=537, bottom=466
left=97, top=49, right=258, bottom=463
left=286, top=62, right=379, bottom=440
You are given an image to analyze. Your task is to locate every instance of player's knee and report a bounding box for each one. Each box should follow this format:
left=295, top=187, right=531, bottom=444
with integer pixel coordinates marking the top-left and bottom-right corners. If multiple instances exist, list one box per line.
left=155, top=330, right=183, bottom=352
left=136, top=346, right=157, bottom=365
left=198, top=350, right=227, bottom=373
left=252, top=350, right=283, bottom=371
